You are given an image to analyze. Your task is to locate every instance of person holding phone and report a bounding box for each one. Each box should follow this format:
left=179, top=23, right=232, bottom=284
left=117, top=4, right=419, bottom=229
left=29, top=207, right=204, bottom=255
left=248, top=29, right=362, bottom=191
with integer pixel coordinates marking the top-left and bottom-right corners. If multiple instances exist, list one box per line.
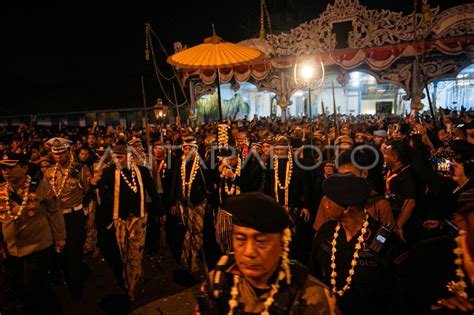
left=402, top=188, right=474, bottom=314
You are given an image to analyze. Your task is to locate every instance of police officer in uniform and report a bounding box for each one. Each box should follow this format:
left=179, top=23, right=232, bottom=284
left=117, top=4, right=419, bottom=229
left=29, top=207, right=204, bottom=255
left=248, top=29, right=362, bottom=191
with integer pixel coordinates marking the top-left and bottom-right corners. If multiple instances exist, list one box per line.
left=196, top=192, right=338, bottom=315
left=44, top=137, right=91, bottom=301
left=0, top=152, right=66, bottom=314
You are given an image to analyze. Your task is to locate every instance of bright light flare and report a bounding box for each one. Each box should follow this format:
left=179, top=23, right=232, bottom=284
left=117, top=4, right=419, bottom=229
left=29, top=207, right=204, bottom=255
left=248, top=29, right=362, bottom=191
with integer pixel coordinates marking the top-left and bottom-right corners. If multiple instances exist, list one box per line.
left=300, top=64, right=315, bottom=81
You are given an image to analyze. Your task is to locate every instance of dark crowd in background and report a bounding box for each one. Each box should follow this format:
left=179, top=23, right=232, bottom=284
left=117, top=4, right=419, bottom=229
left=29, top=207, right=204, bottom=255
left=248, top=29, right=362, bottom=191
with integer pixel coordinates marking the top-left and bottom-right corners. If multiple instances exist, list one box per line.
left=0, top=106, right=473, bottom=315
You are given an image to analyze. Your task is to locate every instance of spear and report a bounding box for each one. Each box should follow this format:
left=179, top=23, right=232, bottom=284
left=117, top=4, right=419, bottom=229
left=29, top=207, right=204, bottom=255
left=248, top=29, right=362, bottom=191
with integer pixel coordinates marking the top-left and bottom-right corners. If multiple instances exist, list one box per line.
left=332, top=81, right=340, bottom=138
left=321, top=101, right=331, bottom=161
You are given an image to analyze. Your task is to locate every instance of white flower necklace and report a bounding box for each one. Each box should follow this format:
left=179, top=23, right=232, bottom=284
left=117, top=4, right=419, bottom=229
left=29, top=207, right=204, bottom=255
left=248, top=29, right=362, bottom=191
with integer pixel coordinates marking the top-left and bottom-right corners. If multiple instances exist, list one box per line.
left=219, top=157, right=241, bottom=203
left=51, top=154, right=74, bottom=198
left=447, top=229, right=470, bottom=299
left=218, top=123, right=230, bottom=148
left=120, top=166, right=138, bottom=193
left=181, top=154, right=200, bottom=199
left=330, top=210, right=369, bottom=297
left=273, top=151, right=293, bottom=208
left=5, top=175, right=32, bottom=221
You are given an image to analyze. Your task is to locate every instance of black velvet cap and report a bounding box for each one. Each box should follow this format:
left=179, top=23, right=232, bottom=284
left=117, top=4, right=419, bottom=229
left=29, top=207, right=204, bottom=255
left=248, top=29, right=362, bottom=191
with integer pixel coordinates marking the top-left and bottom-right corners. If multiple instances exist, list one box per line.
left=112, top=140, right=128, bottom=155
left=222, top=192, right=290, bottom=233
left=218, top=147, right=237, bottom=158
left=322, top=173, right=371, bottom=207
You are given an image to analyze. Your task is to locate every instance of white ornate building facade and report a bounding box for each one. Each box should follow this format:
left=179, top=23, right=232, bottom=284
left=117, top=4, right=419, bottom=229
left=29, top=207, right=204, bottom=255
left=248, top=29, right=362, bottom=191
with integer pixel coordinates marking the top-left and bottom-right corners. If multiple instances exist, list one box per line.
left=175, top=0, right=474, bottom=120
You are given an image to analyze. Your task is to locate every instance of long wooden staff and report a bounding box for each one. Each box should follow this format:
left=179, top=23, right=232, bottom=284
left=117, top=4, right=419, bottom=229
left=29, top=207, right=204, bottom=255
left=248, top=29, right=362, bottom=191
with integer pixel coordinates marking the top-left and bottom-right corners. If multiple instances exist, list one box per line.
left=332, top=81, right=340, bottom=138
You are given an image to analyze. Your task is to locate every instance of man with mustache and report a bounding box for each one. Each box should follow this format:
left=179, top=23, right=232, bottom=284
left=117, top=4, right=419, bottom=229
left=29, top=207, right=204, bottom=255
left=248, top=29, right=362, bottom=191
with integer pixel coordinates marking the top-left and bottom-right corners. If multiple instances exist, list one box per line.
left=195, top=192, right=337, bottom=314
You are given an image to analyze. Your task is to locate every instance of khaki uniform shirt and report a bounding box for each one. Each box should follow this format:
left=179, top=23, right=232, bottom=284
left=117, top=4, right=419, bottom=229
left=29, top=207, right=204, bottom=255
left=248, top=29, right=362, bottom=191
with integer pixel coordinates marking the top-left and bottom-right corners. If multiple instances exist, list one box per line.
left=0, top=179, right=66, bottom=257
left=44, top=161, right=90, bottom=211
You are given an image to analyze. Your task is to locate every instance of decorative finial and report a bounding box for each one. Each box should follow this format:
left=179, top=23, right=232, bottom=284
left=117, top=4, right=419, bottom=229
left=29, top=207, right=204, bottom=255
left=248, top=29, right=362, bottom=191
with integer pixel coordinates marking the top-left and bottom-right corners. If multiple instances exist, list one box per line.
left=204, top=24, right=223, bottom=44
left=212, top=24, right=216, bottom=37
left=259, top=0, right=265, bottom=40
left=422, top=0, right=431, bottom=24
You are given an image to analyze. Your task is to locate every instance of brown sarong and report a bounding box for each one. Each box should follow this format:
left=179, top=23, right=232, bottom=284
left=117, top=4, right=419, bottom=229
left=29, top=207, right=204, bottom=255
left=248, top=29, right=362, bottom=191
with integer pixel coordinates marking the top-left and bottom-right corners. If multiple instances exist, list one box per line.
left=114, top=214, right=147, bottom=290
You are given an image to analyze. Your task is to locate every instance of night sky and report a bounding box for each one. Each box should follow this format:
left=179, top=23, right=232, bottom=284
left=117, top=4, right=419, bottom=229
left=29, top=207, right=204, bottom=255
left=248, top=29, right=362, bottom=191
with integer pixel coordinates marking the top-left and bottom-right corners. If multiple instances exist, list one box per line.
left=1, top=0, right=472, bottom=115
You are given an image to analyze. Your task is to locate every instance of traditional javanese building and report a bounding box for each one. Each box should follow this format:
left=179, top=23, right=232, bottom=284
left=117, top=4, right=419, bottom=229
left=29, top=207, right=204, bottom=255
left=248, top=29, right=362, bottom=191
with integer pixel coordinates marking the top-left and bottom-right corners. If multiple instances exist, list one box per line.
left=175, top=0, right=474, bottom=121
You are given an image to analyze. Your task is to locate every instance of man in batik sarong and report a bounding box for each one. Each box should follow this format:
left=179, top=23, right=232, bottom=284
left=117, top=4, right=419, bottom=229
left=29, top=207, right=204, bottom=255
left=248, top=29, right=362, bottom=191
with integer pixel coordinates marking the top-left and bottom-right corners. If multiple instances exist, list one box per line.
left=171, top=135, right=210, bottom=272
left=91, top=140, right=164, bottom=301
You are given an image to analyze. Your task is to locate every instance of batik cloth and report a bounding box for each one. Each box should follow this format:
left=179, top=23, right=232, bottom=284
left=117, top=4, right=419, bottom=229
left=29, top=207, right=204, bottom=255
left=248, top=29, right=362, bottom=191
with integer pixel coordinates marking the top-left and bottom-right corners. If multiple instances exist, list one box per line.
left=180, top=199, right=207, bottom=268
left=113, top=214, right=147, bottom=290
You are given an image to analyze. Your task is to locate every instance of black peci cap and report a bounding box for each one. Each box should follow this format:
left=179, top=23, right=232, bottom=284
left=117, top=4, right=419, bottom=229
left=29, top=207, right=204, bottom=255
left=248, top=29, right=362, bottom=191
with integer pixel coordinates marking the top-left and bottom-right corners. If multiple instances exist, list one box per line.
left=322, top=173, right=372, bottom=207
left=222, top=192, right=290, bottom=233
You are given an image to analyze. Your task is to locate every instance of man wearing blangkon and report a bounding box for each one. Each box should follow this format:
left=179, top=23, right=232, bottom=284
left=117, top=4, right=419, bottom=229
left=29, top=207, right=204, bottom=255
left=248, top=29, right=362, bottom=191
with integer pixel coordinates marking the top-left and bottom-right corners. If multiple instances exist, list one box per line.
left=195, top=192, right=337, bottom=315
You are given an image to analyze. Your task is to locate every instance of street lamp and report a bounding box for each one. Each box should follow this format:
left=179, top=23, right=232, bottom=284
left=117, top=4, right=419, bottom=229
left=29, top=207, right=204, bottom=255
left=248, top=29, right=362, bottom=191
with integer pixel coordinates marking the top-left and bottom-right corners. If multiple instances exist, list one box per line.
left=300, top=63, right=316, bottom=119
left=294, top=57, right=325, bottom=120
left=294, top=57, right=325, bottom=137
left=153, top=98, right=168, bottom=141
left=153, top=98, right=167, bottom=120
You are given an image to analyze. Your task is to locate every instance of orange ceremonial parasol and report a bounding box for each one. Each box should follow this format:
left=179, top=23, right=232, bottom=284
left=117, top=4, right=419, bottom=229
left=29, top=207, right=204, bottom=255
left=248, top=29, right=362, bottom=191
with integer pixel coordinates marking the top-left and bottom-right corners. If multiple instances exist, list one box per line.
left=167, top=25, right=264, bottom=121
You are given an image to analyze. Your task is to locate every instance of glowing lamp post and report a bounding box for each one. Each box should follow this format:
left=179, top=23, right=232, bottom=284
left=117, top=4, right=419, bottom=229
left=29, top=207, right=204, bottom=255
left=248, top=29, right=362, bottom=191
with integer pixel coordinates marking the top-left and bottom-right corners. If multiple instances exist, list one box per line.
left=294, top=57, right=325, bottom=120
left=153, top=98, right=167, bottom=141
left=300, top=64, right=316, bottom=118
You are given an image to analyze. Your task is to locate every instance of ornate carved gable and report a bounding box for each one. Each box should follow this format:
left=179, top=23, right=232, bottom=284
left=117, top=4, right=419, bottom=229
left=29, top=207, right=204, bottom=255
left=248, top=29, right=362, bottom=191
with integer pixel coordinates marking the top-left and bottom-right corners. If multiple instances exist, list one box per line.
left=267, top=0, right=439, bottom=56
left=431, top=3, right=474, bottom=39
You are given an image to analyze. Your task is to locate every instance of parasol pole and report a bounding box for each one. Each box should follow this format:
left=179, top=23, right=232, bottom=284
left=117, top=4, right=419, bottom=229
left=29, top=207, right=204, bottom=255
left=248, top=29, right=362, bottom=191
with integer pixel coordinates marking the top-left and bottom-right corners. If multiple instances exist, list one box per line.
left=172, top=82, right=181, bottom=127
left=216, top=68, right=223, bottom=122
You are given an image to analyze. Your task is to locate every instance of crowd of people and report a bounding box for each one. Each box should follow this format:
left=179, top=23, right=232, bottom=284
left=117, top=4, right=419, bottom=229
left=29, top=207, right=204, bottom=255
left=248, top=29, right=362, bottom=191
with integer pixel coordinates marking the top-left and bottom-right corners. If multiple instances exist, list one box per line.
left=0, top=107, right=473, bottom=314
